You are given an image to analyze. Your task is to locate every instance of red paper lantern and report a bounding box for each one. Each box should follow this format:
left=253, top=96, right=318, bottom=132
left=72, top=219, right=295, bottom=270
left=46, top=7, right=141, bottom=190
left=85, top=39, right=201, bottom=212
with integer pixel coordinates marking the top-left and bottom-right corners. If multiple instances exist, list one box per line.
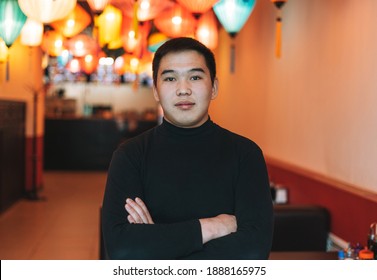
left=154, top=3, right=196, bottom=38
left=67, top=33, right=98, bottom=57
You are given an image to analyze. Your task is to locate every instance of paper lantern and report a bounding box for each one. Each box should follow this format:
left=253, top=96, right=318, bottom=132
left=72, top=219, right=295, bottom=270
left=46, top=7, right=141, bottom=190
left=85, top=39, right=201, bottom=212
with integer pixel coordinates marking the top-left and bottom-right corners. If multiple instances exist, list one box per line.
left=97, top=5, right=122, bottom=47
left=271, top=0, right=288, bottom=58
left=0, top=0, right=27, bottom=47
left=0, top=0, right=27, bottom=81
left=147, top=32, right=169, bottom=53
left=195, top=10, right=218, bottom=50
left=154, top=3, right=197, bottom=38
left=81, top=53, right=99, bottom=74
left=41, top=30, right=66, bottom=57
left=121, top=16, right=151, bottom=57
left=57, top=50, right=72, bottom=67
left=87, top=0, right=110, bottom=14
left=18, top=0, right=76, bottom=24
left=67, top=34, right=98, bottom=57
left=50, top=4, right=91, bottom=38
left=21, top=18, right=44, bottom=47
left=112, top=0, right=173, bottom=22
left=213, top=0, right=256, bottom=73
left=176, top=0, right=219, bottom=16
left=213, top=0, right=256, bottom=37
left=66, top=57, right=81, bottom=73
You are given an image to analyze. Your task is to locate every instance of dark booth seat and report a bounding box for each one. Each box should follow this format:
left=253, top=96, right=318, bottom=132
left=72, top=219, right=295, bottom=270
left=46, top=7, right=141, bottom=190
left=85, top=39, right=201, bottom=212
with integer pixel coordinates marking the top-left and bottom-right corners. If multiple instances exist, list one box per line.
left=271, top=204, right=330, bottom=252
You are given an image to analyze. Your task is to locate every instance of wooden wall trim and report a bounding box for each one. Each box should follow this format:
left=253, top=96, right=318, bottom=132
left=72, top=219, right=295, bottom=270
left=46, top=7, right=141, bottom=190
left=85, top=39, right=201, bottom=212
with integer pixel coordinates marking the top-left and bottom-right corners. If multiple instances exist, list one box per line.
left=265, top=156, right=377, bottom=204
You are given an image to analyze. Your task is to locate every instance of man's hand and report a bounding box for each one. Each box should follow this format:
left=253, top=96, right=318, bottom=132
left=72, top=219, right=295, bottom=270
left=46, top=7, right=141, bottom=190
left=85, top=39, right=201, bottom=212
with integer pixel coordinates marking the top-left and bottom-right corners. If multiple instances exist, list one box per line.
left=125, top=197, right=154, bottom=224
left=199, top=214, right=237, bottom=244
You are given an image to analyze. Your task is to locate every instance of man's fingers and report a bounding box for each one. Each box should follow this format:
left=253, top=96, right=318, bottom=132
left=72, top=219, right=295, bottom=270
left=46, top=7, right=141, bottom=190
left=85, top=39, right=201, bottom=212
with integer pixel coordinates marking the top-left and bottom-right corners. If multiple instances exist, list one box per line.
left=125, top=202, right=143, bottom=223
left=135, top=197, right=154, bottom=224
left=125, top=198, right=153, bottom=224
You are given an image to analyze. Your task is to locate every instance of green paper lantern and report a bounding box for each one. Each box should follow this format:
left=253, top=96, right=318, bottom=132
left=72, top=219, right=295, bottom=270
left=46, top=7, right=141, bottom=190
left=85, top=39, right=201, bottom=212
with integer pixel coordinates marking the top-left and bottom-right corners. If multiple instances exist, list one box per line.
left=0, top=0, right=27, bottom=48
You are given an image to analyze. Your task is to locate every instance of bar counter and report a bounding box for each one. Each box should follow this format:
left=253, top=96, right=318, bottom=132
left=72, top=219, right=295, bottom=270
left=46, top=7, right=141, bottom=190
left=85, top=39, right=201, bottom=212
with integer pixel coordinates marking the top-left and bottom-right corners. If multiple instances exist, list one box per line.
left=44, top=117, right=157, bottom=170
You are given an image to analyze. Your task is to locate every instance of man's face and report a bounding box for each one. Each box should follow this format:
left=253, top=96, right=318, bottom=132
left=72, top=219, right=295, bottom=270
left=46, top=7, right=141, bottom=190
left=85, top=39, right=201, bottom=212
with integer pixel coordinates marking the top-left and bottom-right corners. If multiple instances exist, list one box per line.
left=153, top=50, right=218, bottom=128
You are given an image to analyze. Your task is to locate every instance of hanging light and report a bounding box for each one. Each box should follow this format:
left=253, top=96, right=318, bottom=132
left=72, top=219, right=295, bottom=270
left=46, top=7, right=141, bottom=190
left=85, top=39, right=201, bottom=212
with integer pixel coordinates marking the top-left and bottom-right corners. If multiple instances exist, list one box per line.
left=81, top=53, right=99, bottom=74
left=41, top=30, right=66, bottom=57
left=121, top=15, right=151, bottom=58
left=97, top=5, right=123, bottom=47
left=50, top=4, right=91, bottom=38
left=67, top=33, right=98, bottom=57
left=195, top=10, right=218, bottom=50
left=213, top=0, right=256, bottom=37
left=66, top=57, right=81, bottom=73
left=147, top=32, right=169, bottom=53
left=18, top=0, right=76, bottom=24
left=213, top=0, right=256, bottom=73
left=271, top=0, right=287, bottom=58
left=0, top=0, right=27, bottom=81
left=154, top=3, right=197, bottom=38
left=176, top=0, right=219, bottom=17
left=21, top=18, right=44, bottom=47
left=112, top=0, right=173, bottom=22
left=87, top=0, right=109, bottom=15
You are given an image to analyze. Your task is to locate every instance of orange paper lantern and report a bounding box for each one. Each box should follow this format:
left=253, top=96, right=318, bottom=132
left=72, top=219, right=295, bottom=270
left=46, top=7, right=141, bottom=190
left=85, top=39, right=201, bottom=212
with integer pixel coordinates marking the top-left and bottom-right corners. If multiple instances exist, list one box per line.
left=50, top=4, right=91, bottom=38
left=112, top=0, right=173, bottom=22
left=176, top=0, right=219, bottom=15
left=41, top=30, right=66, bottom=57
left=195, top=10, right=218, bottom=50
left=154, top=3, right=197, bottom=38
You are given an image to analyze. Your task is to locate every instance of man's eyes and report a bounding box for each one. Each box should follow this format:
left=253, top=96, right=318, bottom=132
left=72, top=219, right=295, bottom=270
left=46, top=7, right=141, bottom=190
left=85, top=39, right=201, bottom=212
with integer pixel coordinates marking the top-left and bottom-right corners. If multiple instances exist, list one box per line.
left=162, top=75, right=202, bottom=82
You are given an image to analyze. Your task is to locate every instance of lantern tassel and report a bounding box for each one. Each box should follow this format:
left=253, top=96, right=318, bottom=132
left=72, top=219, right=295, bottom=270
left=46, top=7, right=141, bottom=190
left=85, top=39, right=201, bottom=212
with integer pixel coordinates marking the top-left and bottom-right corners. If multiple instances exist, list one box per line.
left=6, top=54, right=10, bottom=81
left=275, top=17, right=282, bottom=58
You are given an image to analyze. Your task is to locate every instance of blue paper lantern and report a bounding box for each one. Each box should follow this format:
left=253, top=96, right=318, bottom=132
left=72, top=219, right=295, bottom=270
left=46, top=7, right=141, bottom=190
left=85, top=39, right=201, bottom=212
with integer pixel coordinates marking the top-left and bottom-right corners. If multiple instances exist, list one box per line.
left=213, top=0, right=256, bottom=37
left=0, top=0, right=27, bottom=48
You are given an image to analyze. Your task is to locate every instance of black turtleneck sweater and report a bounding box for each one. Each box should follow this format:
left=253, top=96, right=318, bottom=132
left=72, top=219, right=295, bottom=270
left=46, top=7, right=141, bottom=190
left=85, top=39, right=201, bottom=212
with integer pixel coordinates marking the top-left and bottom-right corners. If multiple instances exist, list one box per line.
left=101, top=118, right=273, bottom=259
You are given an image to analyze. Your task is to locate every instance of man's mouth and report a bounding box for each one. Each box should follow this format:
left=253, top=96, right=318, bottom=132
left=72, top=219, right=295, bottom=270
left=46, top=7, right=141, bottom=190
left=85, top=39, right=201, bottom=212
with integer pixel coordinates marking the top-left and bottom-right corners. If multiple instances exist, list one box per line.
left=175, top=101, right=195, bottom=110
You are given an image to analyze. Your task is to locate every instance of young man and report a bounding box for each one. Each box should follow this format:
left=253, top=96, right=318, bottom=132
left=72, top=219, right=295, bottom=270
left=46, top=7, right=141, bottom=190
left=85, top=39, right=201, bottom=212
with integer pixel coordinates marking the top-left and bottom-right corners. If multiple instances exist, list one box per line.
left=101, top=37, right=274, bottom=259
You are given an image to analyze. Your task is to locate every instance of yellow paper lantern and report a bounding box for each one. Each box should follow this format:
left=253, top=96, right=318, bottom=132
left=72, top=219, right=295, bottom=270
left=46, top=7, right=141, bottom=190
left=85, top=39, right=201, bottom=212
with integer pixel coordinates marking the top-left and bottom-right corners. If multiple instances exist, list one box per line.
left=97, top=5, right=122, bottom=47
left=50, top=4, right=91, bottom=38
left=21, top=18, right=44, bottom=47
left=18, top=0, right=77, bottom=24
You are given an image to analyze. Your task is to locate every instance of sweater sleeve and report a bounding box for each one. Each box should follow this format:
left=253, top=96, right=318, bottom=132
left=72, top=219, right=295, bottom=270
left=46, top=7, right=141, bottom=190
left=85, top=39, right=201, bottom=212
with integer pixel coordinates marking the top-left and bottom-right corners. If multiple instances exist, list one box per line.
left=101, top=144, right=203, bottom=260
left=181, top=147, right=274, bottom=260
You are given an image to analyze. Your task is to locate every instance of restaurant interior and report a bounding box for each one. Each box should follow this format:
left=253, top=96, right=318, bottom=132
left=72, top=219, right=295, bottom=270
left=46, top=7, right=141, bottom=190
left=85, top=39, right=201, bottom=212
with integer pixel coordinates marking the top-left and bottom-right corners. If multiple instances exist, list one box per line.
left=0, top=0, right=377, bottom=260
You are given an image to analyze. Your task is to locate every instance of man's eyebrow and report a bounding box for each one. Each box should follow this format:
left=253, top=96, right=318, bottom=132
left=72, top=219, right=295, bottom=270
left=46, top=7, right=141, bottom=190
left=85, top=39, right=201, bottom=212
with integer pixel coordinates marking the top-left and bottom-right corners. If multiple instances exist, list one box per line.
left=160, top=68, right=206, bottom=75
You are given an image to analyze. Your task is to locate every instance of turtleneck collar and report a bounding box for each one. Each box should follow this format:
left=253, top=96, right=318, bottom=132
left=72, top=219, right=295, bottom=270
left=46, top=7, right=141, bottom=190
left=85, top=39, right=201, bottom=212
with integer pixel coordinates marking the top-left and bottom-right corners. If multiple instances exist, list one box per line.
left=158, top=116, right=215, bottom=137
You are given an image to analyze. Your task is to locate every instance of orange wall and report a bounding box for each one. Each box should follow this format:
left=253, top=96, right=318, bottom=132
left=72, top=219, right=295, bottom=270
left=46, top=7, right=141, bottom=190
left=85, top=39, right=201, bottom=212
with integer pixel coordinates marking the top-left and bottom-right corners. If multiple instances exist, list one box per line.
left=211, top=0, right=377, bottom=196
left=209, top=0, right=377, bottom=242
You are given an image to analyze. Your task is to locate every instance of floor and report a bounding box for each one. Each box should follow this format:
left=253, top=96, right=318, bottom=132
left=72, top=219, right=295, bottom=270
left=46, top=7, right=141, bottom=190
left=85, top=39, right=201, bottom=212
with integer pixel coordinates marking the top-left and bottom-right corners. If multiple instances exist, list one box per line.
left=0, top=171, right=107, bottom=260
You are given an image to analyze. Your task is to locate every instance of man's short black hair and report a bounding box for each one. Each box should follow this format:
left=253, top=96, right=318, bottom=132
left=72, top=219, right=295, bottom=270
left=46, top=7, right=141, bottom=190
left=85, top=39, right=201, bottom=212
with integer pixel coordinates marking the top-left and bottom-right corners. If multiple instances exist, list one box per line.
left=152, top=37, right=217, bottom=87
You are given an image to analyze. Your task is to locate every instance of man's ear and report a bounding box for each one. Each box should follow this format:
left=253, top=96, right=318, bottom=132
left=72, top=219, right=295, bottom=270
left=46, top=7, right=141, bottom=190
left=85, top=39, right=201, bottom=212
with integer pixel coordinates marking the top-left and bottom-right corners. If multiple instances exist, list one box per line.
left=152, top=85, right=160, bottom=102
left=211, top=78, right=219, bottom=100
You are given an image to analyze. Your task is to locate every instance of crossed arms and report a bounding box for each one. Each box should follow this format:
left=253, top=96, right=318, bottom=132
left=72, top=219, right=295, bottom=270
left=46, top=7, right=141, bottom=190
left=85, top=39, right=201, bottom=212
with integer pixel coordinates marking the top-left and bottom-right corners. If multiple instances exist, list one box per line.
left=125, top=197, right=237, bottom=244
